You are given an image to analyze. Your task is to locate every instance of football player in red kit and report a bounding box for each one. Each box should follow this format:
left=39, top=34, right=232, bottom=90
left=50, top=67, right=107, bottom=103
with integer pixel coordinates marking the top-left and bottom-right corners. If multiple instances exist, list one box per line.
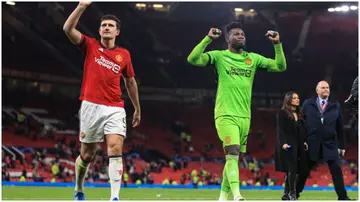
left=63, top=1, right=140, bottom=200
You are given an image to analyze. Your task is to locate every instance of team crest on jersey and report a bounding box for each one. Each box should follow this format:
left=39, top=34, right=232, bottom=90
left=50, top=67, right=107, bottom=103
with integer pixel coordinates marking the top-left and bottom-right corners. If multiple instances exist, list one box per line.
left=244, top=58, right=252, bottom=65
left=80, top=132, right=85, bottom=139
left=224, top=136, right=231, bottom=144
left=116, top=55, right=123, bottom=62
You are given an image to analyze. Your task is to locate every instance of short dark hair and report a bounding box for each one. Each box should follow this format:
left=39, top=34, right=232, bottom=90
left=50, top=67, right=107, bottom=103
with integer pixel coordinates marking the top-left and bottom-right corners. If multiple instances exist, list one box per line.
left=100, top=14, right=121, bottom=29
left=224, top=21, right=243, bottom=41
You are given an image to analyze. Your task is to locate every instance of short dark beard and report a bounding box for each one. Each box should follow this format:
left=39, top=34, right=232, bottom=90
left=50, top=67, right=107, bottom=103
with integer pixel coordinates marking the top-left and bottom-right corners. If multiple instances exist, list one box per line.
left=231, top=43, right=244, bottom=51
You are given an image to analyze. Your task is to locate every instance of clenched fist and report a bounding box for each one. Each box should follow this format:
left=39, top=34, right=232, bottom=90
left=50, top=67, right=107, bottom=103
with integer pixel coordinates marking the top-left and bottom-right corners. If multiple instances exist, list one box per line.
left=79, top=1, right=92, bottom=7
left=265, top=30, right=280, bottom=44
left=208, top=28, right=222, bottom=40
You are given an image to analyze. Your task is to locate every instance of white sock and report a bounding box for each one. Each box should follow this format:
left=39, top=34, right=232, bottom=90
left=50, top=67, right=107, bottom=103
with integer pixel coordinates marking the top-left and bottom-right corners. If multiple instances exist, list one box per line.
left=234, top=194, right=244, bottom=201
left=109, top=156, right=123, bottom=200
left=74, top=156, right=90, bottom=193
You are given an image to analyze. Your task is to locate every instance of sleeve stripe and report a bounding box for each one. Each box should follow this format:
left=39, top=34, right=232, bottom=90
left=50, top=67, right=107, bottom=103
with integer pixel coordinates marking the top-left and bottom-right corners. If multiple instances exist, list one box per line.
left=205, top=53, right=212, bottom=66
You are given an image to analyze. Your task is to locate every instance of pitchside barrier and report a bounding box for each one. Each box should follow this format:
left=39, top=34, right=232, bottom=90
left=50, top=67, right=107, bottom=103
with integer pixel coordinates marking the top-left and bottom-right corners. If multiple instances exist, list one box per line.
left=2, top=182, right=358, bottom=191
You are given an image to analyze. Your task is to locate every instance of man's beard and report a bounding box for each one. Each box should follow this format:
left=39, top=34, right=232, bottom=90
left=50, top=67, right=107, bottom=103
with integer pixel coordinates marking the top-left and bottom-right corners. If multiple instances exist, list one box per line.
left=231, top=43, right=244, bottom=50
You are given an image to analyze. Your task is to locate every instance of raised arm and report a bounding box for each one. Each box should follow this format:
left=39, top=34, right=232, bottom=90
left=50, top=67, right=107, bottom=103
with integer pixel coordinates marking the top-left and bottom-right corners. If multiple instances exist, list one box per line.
left=187, top=28, right=221, bottom=67
left=63, top=1, right=91, bottom=45
left=257, top=31, right=287, bottom=72
left=350, top=76, right=358, bottom=98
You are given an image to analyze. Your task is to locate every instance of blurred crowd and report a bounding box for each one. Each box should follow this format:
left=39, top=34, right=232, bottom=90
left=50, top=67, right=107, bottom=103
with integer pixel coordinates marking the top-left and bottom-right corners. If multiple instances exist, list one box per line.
left=2, top=107, right=358, bottom=188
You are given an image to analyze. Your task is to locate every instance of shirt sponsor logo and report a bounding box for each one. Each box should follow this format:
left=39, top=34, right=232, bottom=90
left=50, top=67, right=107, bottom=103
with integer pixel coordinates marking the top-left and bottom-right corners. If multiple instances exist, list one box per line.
left=95, top=56, right=121, bottom=74
left=226, top=67, right=252, bottom=78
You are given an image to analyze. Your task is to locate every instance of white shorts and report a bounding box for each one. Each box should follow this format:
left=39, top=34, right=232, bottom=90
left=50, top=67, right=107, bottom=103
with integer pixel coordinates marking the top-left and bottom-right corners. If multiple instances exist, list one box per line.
left=79, top=100, right=127, bottom=143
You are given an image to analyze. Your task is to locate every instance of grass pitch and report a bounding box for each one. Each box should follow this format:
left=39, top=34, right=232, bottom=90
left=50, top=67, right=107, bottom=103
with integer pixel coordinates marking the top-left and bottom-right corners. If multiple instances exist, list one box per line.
left=2, top=186, right=358, bottom=200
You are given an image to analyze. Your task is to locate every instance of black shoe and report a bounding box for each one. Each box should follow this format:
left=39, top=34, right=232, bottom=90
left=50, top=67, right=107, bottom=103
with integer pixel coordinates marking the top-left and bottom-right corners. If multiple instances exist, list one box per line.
left=289, top=194, right=297, bottom=201
left=338, top=197, right=352, bottom=200
left=281, top=193, right=290, bottom=200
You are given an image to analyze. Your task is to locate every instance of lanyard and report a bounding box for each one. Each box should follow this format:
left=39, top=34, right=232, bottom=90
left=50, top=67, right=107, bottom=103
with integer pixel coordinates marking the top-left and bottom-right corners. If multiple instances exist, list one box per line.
left=317, top=98, right=328, bottom=114
left=317, top=98, right=328, bottom=123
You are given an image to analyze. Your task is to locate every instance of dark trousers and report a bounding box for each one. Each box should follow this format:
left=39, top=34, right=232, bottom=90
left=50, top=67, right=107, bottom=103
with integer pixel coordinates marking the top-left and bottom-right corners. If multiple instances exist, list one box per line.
left=296, top=159, right=348, bottom=199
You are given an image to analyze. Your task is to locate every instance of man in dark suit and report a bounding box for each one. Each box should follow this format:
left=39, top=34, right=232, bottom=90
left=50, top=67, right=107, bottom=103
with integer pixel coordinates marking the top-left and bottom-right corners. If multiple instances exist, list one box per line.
left=296, top=80, right=350, bottom=200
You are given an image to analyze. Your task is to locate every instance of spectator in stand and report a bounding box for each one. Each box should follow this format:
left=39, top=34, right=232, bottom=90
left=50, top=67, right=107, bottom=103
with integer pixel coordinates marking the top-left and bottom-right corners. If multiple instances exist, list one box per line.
left=261, top=172, right=270, bottom=186
left=214, top=174, right=221, bottom=185
left=205, top=172, right=212, bottom=182
left=147, top=174, right=154, bottom=184
left=180, top=132, right=186, bottom=141
left=192, top=175, right=199, bottom=188
left=4, top=155, right=11, bottom=169
left=64, top=172, right=73, bottom=183
left=14, top=112, right=26, bottom=136
left=51, top=161, right=60, bottom=177
left=150, top=161, right=158, bottom=173
left=123, top=172, right=129, bottom=187
left=183, top=157, right=189, bottom=169
left=169, top=161, right=177, bottom=172
left=200, top=169, right=207, bottom=178
left=350, top=162, right=356, bottom=175
left=186, top=134, right=191, bottom=146
left=174, top=154, right=182, bottom=171
left=22, top=168, right=27, bottom=179
left=180, top=173, right=186, bottom=185
left=2, top=167, right=10, bottom=181
left=191, top=169, right=198, bottom=178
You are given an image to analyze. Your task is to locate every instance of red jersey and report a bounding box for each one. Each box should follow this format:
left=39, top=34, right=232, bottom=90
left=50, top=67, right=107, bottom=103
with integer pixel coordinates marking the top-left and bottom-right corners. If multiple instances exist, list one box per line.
left=78, top=34, right=135, bottom=108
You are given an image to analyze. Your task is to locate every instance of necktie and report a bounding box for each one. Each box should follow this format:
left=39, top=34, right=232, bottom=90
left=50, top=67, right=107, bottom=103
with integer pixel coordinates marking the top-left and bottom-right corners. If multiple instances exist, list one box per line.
left=321, top=101, right=326, bottom=111
left=320, top=100, right=326, bottom=124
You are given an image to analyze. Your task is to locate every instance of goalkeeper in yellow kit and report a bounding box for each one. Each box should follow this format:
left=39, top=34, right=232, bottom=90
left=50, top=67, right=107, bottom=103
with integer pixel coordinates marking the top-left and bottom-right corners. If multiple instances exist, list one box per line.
left=187, top=21, right=287, bottom=200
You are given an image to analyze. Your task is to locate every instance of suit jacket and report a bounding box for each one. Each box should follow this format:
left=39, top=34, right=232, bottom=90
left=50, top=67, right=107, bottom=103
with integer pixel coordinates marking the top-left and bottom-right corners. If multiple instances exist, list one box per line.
left=301, top=96, right=345, bottom=161
left=275, top=109, right=308, bottom=173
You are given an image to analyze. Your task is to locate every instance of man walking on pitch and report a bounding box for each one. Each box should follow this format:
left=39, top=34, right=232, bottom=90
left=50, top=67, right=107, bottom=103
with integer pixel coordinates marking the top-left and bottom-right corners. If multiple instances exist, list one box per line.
left=63, top=1, right=141, bottom=200
left=187, top=22, right=287, bottom=200
left=296, top=81, right=350, bottom=200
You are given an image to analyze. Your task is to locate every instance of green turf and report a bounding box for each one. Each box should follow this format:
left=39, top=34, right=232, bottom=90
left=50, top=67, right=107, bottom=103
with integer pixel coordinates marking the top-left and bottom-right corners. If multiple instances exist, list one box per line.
left=2, top=187, right=358, bottom=200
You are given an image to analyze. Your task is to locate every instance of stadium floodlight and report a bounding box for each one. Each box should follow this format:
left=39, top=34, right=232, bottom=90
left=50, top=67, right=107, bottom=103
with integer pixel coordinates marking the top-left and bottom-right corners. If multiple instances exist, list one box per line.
left=328, top=8, right=335, bottom=12
left=234, top=8, right=243, bottom=12
left=135, top=3, right=146, bottom=8
left=153, top=4, right=164, bottom=8
left=249, top=9, right=255, bottom=12
left=6, top=1, right=15, bottom=6
left=341, top=5, right=350, bottom=12
left=350, top=5, right=358, bottom=10
left=335, top=7, right=342, bottom=12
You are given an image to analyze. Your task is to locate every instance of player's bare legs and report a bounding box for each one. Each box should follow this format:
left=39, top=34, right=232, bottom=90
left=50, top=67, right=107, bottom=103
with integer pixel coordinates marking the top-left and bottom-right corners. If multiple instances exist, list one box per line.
left=106, top=134, right=125, bottom=201
left=74, top=142, right=97, bottom=200
left=216, top=116, right=247, bottom=201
